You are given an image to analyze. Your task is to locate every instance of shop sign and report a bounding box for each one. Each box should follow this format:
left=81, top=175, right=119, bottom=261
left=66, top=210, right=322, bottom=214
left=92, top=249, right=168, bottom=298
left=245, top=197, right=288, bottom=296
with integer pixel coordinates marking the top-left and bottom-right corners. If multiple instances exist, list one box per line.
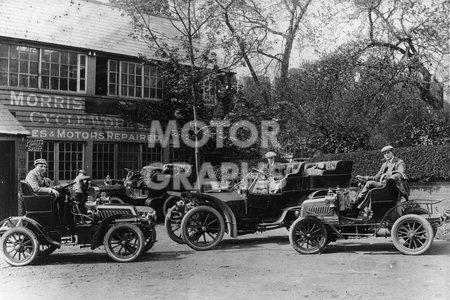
left=26, top=139, right=44, bottom=151
left=30, top=128, right=160, bottom=143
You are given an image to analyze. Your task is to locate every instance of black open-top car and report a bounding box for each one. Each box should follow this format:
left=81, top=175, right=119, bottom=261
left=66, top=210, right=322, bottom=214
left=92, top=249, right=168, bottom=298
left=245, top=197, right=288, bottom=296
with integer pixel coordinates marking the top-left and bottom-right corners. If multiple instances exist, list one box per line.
left=0, top=181, right=157, bottom=266
left=165, top=160, right=354, bottom=250
left=288, top=177, right=449, bottom=255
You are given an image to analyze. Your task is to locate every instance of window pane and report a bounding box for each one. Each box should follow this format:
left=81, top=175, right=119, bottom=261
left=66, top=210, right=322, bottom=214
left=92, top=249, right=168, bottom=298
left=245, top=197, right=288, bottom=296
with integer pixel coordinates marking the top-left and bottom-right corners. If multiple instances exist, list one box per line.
left=0, top=74, right=8, bottom=85
left=10, top=60, right=18, bottom=72
left=60, top=78, right=68, bottom=90
left=0, top=58, right=7, bottom=72
left=69, top=79, right=76, bottom=91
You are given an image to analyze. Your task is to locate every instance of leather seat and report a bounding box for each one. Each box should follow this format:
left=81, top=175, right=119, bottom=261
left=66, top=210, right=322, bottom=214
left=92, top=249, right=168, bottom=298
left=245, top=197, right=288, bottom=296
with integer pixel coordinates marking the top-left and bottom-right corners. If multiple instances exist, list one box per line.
left=20, top=180, right=55, bottom=228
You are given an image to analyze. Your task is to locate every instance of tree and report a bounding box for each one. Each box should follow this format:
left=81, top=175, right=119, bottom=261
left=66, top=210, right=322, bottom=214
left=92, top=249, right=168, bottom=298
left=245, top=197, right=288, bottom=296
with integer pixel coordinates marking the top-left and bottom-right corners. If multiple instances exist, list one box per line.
left=351, top=0, right=449, bottom=108
left=211, top=0, right=314, bottom=104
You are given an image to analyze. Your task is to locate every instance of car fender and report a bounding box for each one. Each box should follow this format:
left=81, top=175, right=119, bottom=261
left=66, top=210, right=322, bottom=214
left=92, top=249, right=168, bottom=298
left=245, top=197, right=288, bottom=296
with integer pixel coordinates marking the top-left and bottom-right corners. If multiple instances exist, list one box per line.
left=0, top=216, right=59, bottom=247
left=91, top=214, right=138, bottom=249
left=190, top=193, right=238, bottom=238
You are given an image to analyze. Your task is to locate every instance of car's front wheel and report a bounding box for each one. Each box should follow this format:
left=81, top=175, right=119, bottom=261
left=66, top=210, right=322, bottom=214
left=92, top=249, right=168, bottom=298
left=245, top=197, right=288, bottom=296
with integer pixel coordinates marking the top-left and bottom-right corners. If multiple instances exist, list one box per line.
left=391, top=214, right=434, bottom=255
left=1, top=227, right=39, bottom=266
left=181, top=206, right=225, bottom=251
left=289, top=216, right=328, bottom=254
left=104, top=223, right=145, bottom=262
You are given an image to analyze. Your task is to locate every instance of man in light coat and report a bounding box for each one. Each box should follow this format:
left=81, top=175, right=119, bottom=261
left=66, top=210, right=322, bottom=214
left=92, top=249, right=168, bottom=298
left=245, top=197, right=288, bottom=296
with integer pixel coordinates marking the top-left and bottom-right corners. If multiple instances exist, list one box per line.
left=355, top=145, right=407, bottom=210
left=25, top=158, right=60, bottom=197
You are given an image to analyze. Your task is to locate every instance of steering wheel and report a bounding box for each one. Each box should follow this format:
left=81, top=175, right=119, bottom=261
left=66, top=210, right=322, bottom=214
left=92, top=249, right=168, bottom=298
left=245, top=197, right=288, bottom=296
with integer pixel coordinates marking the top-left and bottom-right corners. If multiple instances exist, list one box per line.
left=54, top=181, right=76, bottom=191
left=356, top=175, right=368, bottom=182
left=252, top=168, right=268, bottom=180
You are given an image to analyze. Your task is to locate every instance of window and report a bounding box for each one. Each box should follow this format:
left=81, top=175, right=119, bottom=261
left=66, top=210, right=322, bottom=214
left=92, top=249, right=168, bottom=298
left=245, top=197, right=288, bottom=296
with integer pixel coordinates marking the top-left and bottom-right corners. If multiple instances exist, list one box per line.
left=142, top=143, right=162, bottom=165
left=93, top=143, right=115, bottom=180
left=98, top=59, right=163, bottom=100
left=0, top=42, right=86, bottom=92
left=144, top=65, right=163, bottom=99
left=117, top=143, right=140, bottom=179
left=27, top=141, right=84, bottom=182
left=41, top=49, right=86, bottom=92
left=0, top=44, right=39, bottom=88
left=58, top=142, right=84, bottom=180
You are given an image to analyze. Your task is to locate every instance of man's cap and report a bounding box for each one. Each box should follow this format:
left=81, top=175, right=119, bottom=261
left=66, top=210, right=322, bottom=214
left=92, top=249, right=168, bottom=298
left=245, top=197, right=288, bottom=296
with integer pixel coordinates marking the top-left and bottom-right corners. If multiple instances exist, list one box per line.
left=265, top=151, right=277, bottom=159
left=381, top=145, right=394, bottom=153
left=78, top=169, right=87, bottom=174
left=33, top=158, right=47, bottom=166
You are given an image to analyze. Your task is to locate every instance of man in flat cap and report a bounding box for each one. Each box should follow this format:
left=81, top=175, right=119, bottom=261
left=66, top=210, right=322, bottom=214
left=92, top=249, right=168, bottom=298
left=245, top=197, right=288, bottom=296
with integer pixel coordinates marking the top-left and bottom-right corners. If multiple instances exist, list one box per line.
left=25, top=158, right=60, bottom=197
left=355, top=145, right=407, bottom=213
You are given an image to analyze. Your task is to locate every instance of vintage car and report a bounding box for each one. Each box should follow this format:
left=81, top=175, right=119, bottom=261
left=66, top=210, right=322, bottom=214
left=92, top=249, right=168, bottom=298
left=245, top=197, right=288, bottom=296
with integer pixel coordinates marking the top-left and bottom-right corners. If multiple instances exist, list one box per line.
left=288, top=177, right=450, bottom=255
left=87, top=163, right=195, bottom=219
left=0, top=181, right=157, bottom=266
left=165, top=160, right=354, bottom=250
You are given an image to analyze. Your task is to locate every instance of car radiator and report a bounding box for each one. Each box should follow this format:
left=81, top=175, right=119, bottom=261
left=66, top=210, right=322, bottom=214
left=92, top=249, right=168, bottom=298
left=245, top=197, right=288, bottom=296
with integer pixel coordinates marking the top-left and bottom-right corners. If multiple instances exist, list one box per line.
left=97, top=205, right=136, bottom=219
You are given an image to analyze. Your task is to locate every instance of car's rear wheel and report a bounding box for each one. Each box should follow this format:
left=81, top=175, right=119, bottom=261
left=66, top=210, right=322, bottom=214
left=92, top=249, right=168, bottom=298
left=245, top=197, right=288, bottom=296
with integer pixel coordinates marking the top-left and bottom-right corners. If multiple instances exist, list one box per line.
left=1, top=227, right=39, bottom=266
left=391, top=214, right=434, bottom=255
left=38, top=244, right=58, bottom=256
left=165, top=206, right=185, bottom=244
left=289, top=216, right=328, bottom=254
left=181, top=206, right=225, bottom=251
left=104, top=223, right=144, bottom=262
left=142, top=227, right=157, bottom=253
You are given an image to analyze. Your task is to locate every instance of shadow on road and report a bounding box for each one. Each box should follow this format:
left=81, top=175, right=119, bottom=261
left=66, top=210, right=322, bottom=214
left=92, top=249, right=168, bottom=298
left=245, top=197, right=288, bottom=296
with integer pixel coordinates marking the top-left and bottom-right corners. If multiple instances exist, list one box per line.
left=322, top=239, right=450, bottom=256
left=215, top=235, right=290, bottom=250
left=33, top=249, right=193, bottom=266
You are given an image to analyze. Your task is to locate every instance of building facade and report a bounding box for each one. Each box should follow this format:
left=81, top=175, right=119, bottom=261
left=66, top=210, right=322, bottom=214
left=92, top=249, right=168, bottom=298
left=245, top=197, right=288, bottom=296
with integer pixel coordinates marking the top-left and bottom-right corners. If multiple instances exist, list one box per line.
left=0, top=0, right=219, bottom=190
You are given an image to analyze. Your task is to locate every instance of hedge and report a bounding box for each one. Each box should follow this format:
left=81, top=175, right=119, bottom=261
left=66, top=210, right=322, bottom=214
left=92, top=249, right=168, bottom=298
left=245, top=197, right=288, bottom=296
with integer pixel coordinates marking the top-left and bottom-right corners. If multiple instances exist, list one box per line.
left=312, top=144, right=450, bottom=183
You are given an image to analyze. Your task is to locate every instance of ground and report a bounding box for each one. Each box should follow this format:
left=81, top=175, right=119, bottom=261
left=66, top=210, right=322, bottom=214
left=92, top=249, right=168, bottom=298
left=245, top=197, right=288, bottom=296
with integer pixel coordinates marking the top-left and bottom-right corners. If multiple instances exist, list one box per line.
left=1, top=222, right=449, bottom=300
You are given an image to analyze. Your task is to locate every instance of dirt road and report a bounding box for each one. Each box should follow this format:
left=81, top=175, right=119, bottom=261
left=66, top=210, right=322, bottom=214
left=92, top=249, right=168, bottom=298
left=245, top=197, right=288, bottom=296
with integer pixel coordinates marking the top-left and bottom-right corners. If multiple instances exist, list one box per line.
left=1, top=223, right=449, bottom=300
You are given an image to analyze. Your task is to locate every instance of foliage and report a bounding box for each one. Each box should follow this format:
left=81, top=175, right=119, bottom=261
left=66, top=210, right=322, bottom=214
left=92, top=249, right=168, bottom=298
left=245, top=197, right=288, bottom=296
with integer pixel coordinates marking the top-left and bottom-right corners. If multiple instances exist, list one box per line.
left=313, top=144, right=450, bottom=183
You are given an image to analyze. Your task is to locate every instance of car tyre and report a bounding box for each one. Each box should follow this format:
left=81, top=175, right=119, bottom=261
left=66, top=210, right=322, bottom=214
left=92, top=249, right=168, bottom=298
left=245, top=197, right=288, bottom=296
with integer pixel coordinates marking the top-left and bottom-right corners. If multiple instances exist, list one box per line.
left=391, top=214, right=434, bottom=255
left=1, top=227, right=39, bottom=266
left=142, top=227, right=157, bottom=253
left=104, top=223, right=144, bottom=262
left=289, top=216, right=328, bottom=254
left=165, top=206, right=185, bottom=244
left=181, top=206, right=225, bottom=251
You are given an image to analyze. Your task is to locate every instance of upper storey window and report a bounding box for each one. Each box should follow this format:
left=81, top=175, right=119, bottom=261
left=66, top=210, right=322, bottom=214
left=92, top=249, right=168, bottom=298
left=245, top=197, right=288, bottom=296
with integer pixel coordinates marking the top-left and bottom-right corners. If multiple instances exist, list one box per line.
left=0, top=42, right=86, bottom=93
left=96, top=57, right=163, bottom=100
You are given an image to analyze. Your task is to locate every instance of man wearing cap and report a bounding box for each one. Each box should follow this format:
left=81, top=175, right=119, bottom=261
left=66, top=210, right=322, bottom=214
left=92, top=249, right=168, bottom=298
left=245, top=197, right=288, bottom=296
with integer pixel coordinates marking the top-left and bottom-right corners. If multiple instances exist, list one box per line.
left=73, top=170, right=90, bottom=199
left=355, top=145, right=407, bottom=211
left=25, top=158, right=60, bottom=197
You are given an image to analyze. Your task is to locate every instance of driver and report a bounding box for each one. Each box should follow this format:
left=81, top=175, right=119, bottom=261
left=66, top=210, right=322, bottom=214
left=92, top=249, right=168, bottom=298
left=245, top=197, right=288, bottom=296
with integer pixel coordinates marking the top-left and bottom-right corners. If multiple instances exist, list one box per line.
left=355, top=145, right=407, bottom=211
left=25, top=158, right=60, bottom=198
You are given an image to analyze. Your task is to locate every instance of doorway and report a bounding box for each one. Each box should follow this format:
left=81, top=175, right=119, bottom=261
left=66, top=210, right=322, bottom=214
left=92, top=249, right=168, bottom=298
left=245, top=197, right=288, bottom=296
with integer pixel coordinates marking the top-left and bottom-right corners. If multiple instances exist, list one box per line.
left=0, top=141, right=15, bottom=219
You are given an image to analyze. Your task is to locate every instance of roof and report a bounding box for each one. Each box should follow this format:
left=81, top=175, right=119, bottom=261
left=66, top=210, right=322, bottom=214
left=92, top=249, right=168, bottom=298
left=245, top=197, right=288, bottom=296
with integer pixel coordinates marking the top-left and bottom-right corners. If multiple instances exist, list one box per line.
left=0, top=104, right=30, bottom=136
left=0, top=0, right=195, bottom=60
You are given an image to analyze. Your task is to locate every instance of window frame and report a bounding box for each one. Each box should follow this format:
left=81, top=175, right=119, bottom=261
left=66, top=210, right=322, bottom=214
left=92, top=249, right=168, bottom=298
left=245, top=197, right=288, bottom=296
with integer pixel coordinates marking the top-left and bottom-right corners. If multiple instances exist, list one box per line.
left=0, top=42, right=87, bottom=93
left=107, top=59, right=163, bottom=100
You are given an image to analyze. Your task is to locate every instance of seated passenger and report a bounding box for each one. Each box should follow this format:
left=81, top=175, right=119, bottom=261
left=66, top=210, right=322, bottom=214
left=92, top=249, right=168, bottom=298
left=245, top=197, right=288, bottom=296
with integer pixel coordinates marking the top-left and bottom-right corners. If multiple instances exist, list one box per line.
left=305, top=162, right=326, bottom=175
left=262, top=151, right=283, bottom=180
